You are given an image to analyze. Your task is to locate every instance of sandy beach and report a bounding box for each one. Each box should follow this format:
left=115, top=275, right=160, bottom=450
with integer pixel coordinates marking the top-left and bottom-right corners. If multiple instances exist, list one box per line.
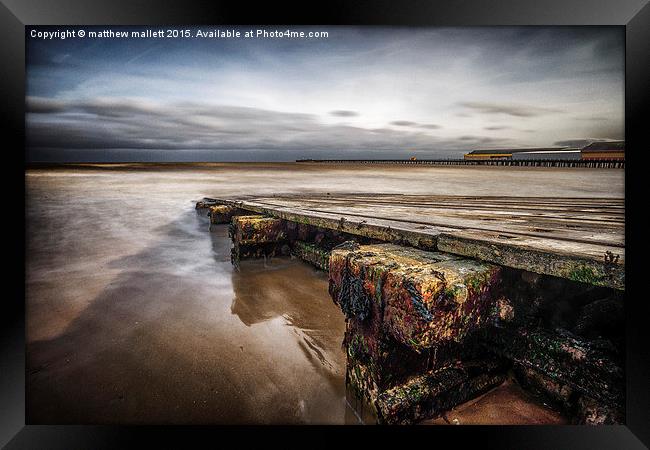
left=25, top=163, right=624, bottom=423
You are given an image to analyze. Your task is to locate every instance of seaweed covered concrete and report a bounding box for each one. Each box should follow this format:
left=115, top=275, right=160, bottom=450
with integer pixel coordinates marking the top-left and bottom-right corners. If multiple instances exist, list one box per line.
left=482, top=326, right=624, bottom=424
left=327, top=244, right=624, bottom=424
left=229, top=215, right=289, bottom=265
left=195, top=198, right=247, bottom=224
left=328, top=243, right=505, bottom=423
left=329, top=244, right=502, bottom=351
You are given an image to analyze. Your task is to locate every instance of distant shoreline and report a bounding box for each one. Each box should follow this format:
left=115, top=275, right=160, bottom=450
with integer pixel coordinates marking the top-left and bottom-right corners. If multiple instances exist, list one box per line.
left=25, top=160, right=625, bottom=171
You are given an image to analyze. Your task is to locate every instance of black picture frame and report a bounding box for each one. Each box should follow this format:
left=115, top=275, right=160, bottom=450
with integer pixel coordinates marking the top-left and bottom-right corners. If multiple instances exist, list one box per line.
left=2, top=0, right=648, bottom=447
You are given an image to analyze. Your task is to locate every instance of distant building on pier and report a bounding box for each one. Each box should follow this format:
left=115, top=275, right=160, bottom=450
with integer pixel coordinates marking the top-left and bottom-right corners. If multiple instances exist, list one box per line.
left=464, top=147, right=581, bottom=161
left=580, top=141, right=625, bottom=160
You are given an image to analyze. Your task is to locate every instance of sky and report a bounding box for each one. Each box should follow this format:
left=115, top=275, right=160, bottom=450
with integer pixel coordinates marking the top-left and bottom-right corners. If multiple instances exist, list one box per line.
left=26, top=26, right=624, bottom=162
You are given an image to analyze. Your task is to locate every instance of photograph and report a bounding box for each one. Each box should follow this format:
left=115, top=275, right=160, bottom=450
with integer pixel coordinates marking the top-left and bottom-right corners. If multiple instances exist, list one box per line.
left=24, top=25, right=626, bottom=425
left=1, top=0, right=649, bottom=446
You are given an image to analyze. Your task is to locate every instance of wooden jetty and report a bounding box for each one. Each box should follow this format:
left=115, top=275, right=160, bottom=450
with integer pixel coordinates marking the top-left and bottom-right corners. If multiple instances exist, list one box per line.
left=196, top=193, right=625, bottom=425
left=203, top=194, right=624, bottom=290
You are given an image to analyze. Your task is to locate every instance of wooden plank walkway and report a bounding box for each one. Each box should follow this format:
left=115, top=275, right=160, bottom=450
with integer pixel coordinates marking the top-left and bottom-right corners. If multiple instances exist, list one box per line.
left=208, top=194, right=624, bottom=290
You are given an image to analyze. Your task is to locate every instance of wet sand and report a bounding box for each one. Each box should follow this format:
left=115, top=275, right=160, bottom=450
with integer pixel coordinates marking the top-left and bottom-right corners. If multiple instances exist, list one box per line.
left=25, top=163, right=623, bottom=424
left=423, top=379, right=567, bottom=425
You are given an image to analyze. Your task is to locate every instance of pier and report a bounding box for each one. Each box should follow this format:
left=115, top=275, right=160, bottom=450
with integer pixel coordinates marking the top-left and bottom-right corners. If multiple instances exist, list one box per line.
left=296, top=159, right=625, bottom=168
left=196, top=193, right=625, bottom=424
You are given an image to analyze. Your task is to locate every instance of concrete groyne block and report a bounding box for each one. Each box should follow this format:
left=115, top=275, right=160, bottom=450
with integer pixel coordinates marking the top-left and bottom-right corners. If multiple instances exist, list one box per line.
left=230, top=215, right=287, bottom=244
left=229, top=215, right=289, bottom=264
left=208, top=205, right=246, bottom=224
left=483, top=326, right=624, bottom=424
left=329, top=243, right=505, bottom=423
left=195, top=199, right=247, bottom=224
left=291, top=241, right=331, bottom=271
left=373, top=358, right=507, bottom=424
left=329, top=244, right=502, bottom=351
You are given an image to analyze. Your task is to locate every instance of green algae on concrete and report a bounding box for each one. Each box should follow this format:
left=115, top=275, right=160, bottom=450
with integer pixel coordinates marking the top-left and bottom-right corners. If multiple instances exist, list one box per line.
left=373, top=358, right=507, bottom=424
left=195, top=200, right=246, bottom=224
left=291, top=240, right=331, bottom=271
left=195, top=199, right=217, bottom=210
left=329, top=243, right=502, bottom=351
left=230, top=215, right=287, bottom=244
left=342, top=309, right=490, bottom=394
left=437, top=234, right=624, bottom=291
left=229, top=215, right=289, bottom=265
left=208, top=204, right=246, bottom=224
left=330, top=243, right=507, bottom=424
left=483, top=325, right=624, bottom=424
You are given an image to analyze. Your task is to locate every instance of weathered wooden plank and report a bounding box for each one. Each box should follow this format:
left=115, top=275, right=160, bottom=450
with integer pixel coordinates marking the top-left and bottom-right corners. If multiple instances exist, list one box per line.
left=281, top=200, right=625, bottom=223
left=209, top=195, right=624, bottom=290
left=256, top=194, right=625, bottom=213
left=437, top=231, right=624, bottom=290
left=247, top=197, right=623, bottom=241
left=277, top=205, right=623, bottom=246
left=236, top=194, right=623, bottom=231
left=214, top=198, right=454, bottom=250
left=229, top=197, right=623, bottom=246
left=239, top=193, right=624, bottom=211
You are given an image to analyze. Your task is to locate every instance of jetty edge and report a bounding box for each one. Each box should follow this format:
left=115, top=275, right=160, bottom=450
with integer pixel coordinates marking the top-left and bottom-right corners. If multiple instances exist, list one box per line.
left=196, top=194, right=624, bottom=425
left=199, top=193, right=624, bottom=290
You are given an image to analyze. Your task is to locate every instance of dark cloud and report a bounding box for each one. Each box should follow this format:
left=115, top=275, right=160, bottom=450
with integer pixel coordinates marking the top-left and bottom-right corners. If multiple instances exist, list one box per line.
left=25, top=26, right=623, bottom=161
left=26, top=97, right=67, bottom=114
left=390, top=121, right=441, bottom=129
left=329, top=110, right=359, bottom=117
left=457, top=135, right=513, bottom=145
left=27, top=97, right=513, bottom=158
left=458, top=101, right=563, bottom=118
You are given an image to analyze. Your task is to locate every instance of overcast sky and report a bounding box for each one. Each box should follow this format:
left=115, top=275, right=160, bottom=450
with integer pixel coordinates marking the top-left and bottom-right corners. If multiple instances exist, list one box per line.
left=26, top=26, right=624, bottom=162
